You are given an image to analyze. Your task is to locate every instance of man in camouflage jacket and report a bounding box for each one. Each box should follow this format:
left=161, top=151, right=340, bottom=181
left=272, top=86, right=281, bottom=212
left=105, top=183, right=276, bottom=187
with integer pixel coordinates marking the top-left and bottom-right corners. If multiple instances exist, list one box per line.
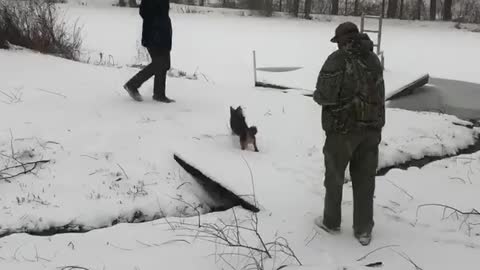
left=313, top=22, right=385, bottom=246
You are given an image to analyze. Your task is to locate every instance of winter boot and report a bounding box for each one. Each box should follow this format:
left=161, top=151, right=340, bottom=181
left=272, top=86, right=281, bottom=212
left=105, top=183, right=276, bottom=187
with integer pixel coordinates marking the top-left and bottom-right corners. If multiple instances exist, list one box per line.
left=314, top=217, right=340, bottom=234
left=153, top=95, right=175, bottom=103
left=354, top=232, right=372, bottom=246
left=124, top=84, right=143, bottom=102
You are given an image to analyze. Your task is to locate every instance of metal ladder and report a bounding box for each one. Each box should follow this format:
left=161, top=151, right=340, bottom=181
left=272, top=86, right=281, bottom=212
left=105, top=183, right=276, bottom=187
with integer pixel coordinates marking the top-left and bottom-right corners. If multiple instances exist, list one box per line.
left=360, top=14, right=385, bottom=68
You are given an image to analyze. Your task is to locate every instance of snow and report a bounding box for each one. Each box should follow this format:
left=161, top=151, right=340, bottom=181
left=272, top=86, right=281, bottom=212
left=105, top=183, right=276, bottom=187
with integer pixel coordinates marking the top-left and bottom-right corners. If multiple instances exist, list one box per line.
left=0, top=2, right=480, bottom=270
left=0, top=50, right=215, bottom=236
left=59, top=3, right=480, bottom=88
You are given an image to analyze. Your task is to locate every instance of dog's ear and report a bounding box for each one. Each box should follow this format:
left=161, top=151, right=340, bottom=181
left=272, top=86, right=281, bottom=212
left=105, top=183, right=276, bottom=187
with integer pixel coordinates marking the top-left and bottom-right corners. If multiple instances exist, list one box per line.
left=249, top=126, right=258, bottom=135
left=237, top=106, right=244, bottom=116
left=230, top=106, right=235, bottom=114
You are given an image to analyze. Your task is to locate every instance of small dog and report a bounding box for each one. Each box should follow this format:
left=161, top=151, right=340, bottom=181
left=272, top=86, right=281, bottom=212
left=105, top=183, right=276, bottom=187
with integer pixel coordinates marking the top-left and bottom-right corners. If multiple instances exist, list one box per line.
left=230, top=106, right=259, bottom=152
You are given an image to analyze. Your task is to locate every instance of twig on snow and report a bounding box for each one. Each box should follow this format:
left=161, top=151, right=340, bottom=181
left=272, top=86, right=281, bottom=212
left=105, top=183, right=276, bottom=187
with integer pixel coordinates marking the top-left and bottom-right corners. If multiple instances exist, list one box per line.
left=449, top=177, right=467, bottom=184
left=365, top=262, right=383, bottom=267
left=80, top=155, right=98, bottom=160
left=386, top=179, right=413, bottom=200
left=391, top=249, right=423, bottom=270
left=106, top=242, right=132, bottom=251
left=59, top=266, right=90, bottom=270
left=379, top=205, right=398, bottom=214
left=176, top=182, right=191, bottom=190
left=0, top=88, right=22, bottom=104
left=8, top=129, right=26, bottom=171
left=36, top=88, right=67, bottom=99
left=0, top=160, right=50, bottom=181
left=357, top=245, right=400, bottom=261
left=137, top=239, right=191, bottom=247
left=171, top=209, right=302, bottom=269
left=171, top=195, right=202, bottom=227
left=304, top=230, right=319, bottom=246
left=416, top=203, right=480, bottom=235
left=116, top=163, right=129, bottom=179
left=33, top=245, right=51, bottom=262
left=240, top=154, right=257, bottom=208
left=416, top=204, right=479, bottom=217
left=136, top=240, right=152, bottom=247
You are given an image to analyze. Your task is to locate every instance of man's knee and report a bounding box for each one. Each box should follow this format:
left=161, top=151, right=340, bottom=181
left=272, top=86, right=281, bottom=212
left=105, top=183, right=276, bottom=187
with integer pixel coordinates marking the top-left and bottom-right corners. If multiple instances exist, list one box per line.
left=324, top=175, right=344, bottom=190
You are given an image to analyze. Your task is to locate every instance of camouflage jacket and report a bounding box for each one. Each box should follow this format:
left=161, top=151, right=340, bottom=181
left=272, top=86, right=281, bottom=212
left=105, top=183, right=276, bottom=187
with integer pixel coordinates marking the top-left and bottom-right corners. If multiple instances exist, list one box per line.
left=313, top=36, right=385, bottom=134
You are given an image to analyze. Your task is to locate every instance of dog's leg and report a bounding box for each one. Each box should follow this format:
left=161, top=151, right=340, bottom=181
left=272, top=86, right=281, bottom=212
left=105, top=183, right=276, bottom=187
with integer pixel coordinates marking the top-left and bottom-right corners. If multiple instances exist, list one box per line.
left=240, top=139, right=247, bottom=150
left=253, top=138, right=259, bottom=152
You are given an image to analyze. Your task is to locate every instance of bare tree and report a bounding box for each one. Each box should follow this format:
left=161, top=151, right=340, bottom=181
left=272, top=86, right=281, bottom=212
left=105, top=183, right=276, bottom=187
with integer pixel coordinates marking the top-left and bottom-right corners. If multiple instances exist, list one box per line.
left=0, top=36, right=7, bottom=49
left=387, top=0, right=398, bottom=18
left=247, top=0, right=257, bottom=10
left=331, top=0, right=339, bottom=15
left=399, top=0, right=405, bottom=18
left=263, top=0, right=274, bottom=16
left=443, top=0, right=452, bottom=20
left=354, top=0, right=360, bottom=16
left=381, top=0, right=387, bottom=16
left=304, top=0, right=313, bottom=18
left=429, top=0, right=436, bottom=20
left=292, top=0, right=300, bottom=16
left=416, top=0, right=422, bottom=19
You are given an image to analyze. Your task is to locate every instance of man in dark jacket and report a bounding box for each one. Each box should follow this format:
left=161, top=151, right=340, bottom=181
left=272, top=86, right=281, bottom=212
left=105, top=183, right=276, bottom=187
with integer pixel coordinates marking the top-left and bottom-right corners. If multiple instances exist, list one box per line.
left=124, top=0, right=174, bottom=103
left=313, top=22, right=385, bottom=246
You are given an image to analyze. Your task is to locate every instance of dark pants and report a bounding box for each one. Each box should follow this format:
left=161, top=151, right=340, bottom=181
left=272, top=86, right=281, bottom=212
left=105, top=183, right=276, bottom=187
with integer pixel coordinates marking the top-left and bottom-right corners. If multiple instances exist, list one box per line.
left=126, top=48, right=171, bottom=98
left=322, top=130, right=381, bottom=234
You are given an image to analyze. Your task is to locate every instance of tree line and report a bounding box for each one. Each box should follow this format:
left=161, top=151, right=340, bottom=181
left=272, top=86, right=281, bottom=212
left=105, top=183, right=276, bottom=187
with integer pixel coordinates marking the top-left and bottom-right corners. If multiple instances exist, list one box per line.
left=166, top=0, right=480, bottom=23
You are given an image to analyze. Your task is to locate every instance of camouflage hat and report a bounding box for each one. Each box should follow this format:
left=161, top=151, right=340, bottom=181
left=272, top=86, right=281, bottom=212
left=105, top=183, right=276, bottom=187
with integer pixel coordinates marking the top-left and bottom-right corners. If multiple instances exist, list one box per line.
left=330, top=22, right=360, bottom=43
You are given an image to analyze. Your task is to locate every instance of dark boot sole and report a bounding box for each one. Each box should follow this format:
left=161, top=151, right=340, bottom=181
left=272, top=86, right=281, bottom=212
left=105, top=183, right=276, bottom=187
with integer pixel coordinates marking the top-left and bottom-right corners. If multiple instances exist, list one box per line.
left=153, top=97, right=175, bottom=103
left=124, top=85, right=143, bottom=102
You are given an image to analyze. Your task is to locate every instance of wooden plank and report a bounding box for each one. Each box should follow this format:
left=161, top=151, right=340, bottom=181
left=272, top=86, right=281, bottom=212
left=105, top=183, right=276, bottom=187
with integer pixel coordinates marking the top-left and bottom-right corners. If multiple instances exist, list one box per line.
left=256, top=71, right=430, bottom=101
left=174, top=154, right=260, bottom=213
left=386, top=74, right=430, bottom=101
left=255, top=81, right=290, bottom=89
left=256, top=66, right=304, bottom=72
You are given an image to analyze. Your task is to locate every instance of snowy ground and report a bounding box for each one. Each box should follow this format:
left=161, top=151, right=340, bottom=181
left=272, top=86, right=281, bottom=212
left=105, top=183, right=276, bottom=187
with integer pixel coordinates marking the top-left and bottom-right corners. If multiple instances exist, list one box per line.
left=1, top=2, right=480, bottom=270
left=62, top=3, right=480, bottom=87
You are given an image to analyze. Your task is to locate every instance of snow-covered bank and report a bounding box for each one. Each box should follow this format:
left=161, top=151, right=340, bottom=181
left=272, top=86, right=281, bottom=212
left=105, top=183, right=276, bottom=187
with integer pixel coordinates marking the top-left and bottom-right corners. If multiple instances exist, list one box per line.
left=1, top=3, right=480, bottom=269
left=0, top=49, right=478, bottom=238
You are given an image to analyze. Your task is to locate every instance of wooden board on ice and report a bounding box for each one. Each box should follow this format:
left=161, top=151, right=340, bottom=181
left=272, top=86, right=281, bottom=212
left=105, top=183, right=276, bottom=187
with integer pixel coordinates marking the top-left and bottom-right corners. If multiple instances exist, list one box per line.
left=174, top=141, right=259, bottom=209
left=256, top=67, right=429, bottom=101
left=385, top=73, right=430, bottom=101
left=256, top=66, right=303, bottom=72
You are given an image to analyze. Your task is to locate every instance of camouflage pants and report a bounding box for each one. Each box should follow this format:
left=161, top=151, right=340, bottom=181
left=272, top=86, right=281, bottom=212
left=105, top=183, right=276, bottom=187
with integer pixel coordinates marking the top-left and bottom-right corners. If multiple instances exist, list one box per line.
left=322, top=130, right=381, bottom=234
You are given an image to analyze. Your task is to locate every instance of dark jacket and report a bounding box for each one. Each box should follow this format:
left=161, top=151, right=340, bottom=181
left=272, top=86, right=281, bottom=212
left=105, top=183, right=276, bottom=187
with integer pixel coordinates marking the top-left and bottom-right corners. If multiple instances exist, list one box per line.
left=140, top=0, right=172, bottom=51
left=314, top=34, right=385, bottom=134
